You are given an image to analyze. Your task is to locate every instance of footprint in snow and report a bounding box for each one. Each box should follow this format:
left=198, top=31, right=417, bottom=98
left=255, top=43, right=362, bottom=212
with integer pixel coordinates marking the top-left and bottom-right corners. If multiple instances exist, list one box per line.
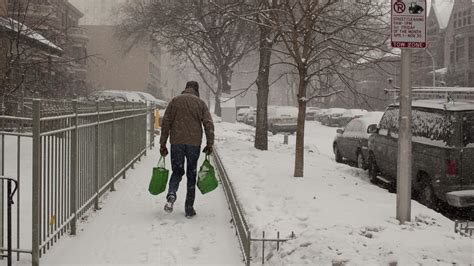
left=139, top=252, right=149, bottom=263
left=295, top=214, right=309, bottom=222
left=192, top=246, right=201, bottom=253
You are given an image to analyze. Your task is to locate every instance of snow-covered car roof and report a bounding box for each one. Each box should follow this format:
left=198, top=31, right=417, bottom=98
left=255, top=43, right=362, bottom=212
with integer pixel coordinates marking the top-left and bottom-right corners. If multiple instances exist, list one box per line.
left=269, top=106, right=298, bottom=117
left=237, top=108, right=253, bottom=115
left=90, top=90, right=144, bottom=103
left=326, top=108, right=346, bottom=114
left=390, top=100, right=474, bottom=111
left=134, top=92, right=168, bottom=108
left=357, top=116, right=383, bottom=128
left=342, top=109, right=367, bottom=117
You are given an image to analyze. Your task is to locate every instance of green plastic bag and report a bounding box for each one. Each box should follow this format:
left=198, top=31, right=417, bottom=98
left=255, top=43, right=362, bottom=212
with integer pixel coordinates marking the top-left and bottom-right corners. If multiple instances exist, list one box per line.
left=197, top=155, right=218, bottom=194
left=148, top=156, right=169, bottom=195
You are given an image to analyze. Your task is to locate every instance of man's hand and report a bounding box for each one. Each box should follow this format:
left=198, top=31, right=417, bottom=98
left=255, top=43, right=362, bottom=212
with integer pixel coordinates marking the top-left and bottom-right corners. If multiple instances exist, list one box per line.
left=203, top=145, right=213, bottom=155
left=160, top=145, right=169, bottom=157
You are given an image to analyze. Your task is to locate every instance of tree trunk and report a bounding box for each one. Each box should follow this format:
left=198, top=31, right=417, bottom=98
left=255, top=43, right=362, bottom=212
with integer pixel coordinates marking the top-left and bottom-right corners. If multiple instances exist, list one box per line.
left=294, top=70, right=307, bottom=177
left=214, top=64, right=232, bottom=117
left=219, top=64, right=232, bottom=94
left=214, top=92, right=222, bottom=117
left=254, top=26, right=273, bottom=151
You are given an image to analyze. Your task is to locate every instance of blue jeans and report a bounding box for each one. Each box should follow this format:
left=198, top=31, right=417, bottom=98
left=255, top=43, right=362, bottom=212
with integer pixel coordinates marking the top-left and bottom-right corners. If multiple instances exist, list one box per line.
left=167, top=144, right=201, bottom=211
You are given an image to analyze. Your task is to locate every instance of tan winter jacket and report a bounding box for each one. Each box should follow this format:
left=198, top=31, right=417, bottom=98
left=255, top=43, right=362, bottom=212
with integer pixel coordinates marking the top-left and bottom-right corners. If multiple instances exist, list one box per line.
left=159, top=88, right=214, bottom=147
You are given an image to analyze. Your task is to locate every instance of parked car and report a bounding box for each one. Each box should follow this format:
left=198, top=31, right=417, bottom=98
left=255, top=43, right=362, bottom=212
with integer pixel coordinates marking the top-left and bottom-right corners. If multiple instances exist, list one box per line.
left=315, top=108, right=328, bottom=122
left=321, top=108, right=346, bottom=126
left=333, top=114, right=383, bottom=169
left=336, top=109, right=368, bottom=127
left=237, top=108, right=252, bottom=122
left=268, top=106, right=298, bottom=134
left=236, top=105, right=251, bottom=112
left=306, top=107, right=321, bottom=121
left=89, top=90, right=144, bottom=103
left=135, top=92, right=168, bottom=109
left=243, top=108, right=257, bottom=126
left=367, top=99, right=474, bottom=209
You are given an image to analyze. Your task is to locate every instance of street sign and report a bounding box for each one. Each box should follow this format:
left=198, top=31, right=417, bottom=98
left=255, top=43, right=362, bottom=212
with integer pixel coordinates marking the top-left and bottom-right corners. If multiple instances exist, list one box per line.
left=391, top=0, right=427, bottom=49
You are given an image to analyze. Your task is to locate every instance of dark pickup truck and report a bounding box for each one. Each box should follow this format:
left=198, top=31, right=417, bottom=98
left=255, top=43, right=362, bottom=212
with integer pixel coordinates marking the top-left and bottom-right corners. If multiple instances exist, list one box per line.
left=367, top=100, right=474, bottom=209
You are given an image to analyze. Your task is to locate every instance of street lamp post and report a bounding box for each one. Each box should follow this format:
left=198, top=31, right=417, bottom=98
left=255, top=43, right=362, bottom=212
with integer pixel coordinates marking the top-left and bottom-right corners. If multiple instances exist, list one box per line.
left=425, top=49, right=436, bottom=87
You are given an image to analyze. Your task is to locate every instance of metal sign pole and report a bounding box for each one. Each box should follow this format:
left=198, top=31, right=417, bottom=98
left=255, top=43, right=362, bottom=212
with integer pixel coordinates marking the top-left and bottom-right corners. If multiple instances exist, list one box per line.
left=396, top=48, right=412, bottom=223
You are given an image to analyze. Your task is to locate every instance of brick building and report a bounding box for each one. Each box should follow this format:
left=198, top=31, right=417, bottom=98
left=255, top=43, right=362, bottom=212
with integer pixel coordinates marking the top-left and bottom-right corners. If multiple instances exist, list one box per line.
left=444, top=0, right=474, bottom=86
left=6, top=0, right=88, bottom=97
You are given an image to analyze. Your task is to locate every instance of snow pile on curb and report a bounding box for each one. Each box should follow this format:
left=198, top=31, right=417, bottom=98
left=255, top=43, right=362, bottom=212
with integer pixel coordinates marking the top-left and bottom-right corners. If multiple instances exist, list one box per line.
left=215, top=121, right=473, bottom=265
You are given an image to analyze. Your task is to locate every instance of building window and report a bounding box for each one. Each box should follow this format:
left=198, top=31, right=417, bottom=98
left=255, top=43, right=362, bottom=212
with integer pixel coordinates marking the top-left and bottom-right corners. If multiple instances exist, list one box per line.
left=456, top=37, right=465, bottom=63
left=454, top=21, right=457, bottom=28
left=464, top=17, right=467, bottom=26
left=450, top=43, right=455, bottom=63
left=470, top=37, right=474, bottom=60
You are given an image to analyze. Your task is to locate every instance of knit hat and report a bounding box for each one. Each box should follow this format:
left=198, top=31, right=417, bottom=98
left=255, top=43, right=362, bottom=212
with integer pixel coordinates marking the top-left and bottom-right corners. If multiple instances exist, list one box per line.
left=186, top=81, right=199, bottom=92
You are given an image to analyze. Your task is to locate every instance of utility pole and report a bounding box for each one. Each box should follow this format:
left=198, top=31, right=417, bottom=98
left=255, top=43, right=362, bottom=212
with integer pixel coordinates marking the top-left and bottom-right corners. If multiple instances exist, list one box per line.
left=397, top=49, right=412, bottom=223
left=391, top=0, right=427, bottom=224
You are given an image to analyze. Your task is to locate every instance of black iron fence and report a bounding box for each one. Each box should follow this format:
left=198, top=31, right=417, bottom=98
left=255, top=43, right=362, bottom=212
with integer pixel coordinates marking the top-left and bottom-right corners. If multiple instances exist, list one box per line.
left=0, top=99, right=154, bottom=266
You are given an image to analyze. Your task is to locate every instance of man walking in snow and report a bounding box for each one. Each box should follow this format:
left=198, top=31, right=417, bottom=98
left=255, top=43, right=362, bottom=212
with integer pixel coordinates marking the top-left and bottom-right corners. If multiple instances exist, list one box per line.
left=159, top=81, right=214, bottom=218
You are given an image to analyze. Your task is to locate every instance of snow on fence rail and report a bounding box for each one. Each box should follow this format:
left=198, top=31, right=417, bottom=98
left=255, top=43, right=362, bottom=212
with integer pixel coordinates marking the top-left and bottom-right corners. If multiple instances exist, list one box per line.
left=213, top=146, right=294, bottom=265
left=0, top=99, right=156, bottom=266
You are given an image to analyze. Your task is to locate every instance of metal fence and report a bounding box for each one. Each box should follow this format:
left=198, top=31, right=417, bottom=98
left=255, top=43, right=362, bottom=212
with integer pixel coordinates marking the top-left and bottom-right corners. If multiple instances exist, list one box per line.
left=0, top=99, right=153, bottom=266
left=213, top=147, right=294, bottom=265
left=455, top=220, right=474, bottom=238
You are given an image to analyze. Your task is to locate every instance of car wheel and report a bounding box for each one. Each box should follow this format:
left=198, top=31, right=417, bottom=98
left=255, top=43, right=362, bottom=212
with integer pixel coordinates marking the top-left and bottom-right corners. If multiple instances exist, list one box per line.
left=334, top=145, right=343, bottom=163
left=357, top=152, right=365, bottom=170
left=368, top=154, right=378, bottom=183
left=417, top=176, right=438, bottom=209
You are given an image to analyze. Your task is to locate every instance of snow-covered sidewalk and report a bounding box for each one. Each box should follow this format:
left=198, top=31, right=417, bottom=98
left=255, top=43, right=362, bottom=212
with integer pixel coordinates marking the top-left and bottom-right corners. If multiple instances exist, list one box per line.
left=216, top=121, right=474, bottom=265
left=40, top=146, right=242, bottom=265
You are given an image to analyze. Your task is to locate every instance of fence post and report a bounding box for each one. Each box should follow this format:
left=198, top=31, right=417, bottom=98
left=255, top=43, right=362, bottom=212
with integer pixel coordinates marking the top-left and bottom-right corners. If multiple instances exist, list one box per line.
left=149, top=104, right=155, bottom=150
left=94, top=102, right=100, bottom=210
left=70, top=101, right=78, bottom=236
left=122, top=102, right=127, bottom=179
left=277, top=232, right=280, bottom=251
left=246, top=230, right=251, bottom=266
left=262, top=231, right=265, bottom=265
left=31, top=100, right=41, bottom=266
left=110, top=102, right=116, bottom=192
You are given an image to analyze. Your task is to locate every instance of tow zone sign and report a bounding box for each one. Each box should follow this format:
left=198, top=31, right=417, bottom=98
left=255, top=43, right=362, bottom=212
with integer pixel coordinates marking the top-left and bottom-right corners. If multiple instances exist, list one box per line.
left=391, top=0, right=426, bottom=49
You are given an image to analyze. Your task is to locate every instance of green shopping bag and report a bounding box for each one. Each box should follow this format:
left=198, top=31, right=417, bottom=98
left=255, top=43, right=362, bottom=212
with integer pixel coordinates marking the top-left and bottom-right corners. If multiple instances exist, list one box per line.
left=148, top=156, right=169, bottom=195
left=197, top=155, right=218, bottom=194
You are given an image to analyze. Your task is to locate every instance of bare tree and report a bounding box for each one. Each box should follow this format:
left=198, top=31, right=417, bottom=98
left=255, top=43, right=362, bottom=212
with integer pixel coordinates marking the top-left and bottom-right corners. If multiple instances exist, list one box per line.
left=1, top=0, right=90, bottom=111
left=269, top=0, right=388, bottom=177
left=252, top=0, right=281, bottom=151
left=117, top=0, right=256, bottom=116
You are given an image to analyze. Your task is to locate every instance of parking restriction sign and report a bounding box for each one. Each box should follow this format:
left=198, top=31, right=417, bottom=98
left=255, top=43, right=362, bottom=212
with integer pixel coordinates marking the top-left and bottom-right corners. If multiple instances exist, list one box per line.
left=391, top=0, right=426, bottom=49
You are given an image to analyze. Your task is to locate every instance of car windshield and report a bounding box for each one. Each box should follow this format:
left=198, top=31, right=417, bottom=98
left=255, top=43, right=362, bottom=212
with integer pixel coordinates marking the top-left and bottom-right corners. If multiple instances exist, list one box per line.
left=463, top=112, right=474, bottom=147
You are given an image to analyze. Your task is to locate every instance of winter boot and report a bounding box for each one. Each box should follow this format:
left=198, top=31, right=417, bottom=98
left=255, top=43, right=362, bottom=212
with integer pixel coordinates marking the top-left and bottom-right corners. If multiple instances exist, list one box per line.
left=164, top=194, right=176, bottom=213
left=185, top=207, right=196, bottom=218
